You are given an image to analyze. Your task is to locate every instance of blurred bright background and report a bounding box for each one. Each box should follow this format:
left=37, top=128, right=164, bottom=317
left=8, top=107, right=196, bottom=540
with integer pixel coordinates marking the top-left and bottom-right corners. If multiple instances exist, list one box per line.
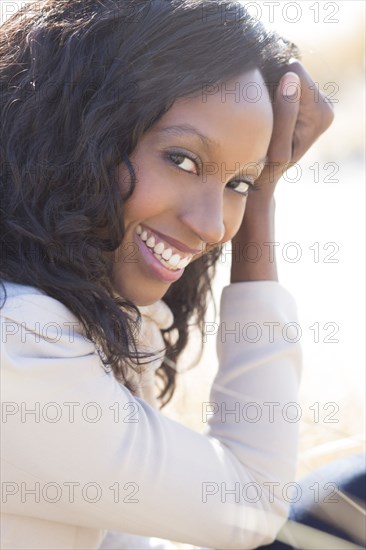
left=1, top=2, right=365, bottom=546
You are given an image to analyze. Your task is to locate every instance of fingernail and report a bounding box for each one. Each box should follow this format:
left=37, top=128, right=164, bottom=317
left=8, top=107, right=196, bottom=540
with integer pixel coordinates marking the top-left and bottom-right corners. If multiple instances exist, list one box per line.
left=281, top=73, right=300, bottom=99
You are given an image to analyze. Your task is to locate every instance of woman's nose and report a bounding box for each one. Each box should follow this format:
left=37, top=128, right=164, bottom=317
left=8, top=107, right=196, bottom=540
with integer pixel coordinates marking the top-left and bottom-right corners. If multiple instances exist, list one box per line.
left=179, top=190, right=226, bottom=246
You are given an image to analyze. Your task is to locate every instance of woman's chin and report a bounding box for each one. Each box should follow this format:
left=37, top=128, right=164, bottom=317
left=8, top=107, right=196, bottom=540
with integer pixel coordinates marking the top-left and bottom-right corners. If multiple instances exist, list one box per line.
left=112, top=279, right=170, bottom=306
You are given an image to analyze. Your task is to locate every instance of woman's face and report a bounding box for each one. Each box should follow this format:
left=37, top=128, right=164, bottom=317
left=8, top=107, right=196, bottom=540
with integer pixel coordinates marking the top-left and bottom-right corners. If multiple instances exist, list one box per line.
left=113, top=69, right=273, bottom=305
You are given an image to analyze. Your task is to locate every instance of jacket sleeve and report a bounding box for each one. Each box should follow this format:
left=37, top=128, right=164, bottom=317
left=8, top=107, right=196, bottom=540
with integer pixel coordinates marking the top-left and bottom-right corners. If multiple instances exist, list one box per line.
left=0, top=281, right=302, bottom=550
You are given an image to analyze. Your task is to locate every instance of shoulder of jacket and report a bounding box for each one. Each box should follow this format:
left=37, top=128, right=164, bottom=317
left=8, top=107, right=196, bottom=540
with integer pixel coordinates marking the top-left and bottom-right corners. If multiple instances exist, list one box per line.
left=0, top=282, right=99, bottom=361
left=0, top=281, right=84, bottom=332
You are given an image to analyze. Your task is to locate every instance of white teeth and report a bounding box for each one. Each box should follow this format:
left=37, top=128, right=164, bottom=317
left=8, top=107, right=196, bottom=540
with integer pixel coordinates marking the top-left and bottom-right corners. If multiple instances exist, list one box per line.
left=162, top=248, right=173, bottom=261
left=146, top=236, right=155, bottom=248
left=137, top=226, right=191, bottom=271
left=177, top=256, right=190, bottom=269
left=154, top=254, right=176, bottom=271
left=168, top=254, right=181, bottom=268
left=154, top=242, right=165, bottom=255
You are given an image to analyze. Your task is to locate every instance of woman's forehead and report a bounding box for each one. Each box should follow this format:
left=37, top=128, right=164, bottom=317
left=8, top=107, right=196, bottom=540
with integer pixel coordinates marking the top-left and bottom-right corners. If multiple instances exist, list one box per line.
left=143, top=69, right=273, bottom=158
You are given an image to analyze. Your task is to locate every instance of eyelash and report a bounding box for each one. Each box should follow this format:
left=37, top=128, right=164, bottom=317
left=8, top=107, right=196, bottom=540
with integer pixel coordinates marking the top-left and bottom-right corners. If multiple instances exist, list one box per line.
left=166, top=150, right=258, bottom=197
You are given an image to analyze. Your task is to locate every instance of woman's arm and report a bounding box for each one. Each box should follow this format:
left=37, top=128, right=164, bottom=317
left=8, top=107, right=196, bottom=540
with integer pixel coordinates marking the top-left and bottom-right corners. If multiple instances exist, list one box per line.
left=231, top=62, right=334, bottom=283
left=1, top=281, right=301, bottom=550
left=230, top=196, right=277, bottom=282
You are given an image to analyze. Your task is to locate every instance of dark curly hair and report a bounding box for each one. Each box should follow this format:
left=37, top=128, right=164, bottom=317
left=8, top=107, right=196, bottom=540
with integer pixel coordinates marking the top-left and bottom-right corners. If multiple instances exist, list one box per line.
left=0, top=0, right=299, bottom=407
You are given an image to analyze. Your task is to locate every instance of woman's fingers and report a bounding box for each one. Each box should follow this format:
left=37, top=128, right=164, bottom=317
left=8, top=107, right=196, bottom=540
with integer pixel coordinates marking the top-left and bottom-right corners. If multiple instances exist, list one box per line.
left=285, top=60, right=335, bottom=163
left=254, top=72, right=300, bottom=196
left=267, top=71, right=301, bottom=169
left=257, top=61, right=335, bottom=196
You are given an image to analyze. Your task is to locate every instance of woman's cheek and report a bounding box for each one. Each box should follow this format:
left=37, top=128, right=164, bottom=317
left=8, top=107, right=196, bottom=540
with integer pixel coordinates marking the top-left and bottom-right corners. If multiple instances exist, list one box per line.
left=223, top=196, right=248, bottom=240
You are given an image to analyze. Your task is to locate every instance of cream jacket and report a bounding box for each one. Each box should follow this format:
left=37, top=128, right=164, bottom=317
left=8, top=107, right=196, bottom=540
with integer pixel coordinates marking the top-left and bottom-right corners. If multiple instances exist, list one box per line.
left=0, top=281, right=302, bottom=549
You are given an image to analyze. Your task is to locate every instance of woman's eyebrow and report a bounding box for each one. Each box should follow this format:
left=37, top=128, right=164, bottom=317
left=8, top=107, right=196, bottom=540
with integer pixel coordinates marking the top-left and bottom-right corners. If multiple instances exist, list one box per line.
left=155, top=124, right=219, bottom=152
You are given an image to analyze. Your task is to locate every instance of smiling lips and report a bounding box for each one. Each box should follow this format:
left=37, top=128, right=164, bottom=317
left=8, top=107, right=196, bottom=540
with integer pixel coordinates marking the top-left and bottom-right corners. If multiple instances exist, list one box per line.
left=136, top=225, right=194, bottom=271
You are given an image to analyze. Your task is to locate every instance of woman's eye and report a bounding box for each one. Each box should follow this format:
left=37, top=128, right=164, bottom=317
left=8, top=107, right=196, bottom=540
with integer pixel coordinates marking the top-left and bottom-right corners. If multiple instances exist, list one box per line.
left=169, top=153, right=198, bottom=175
left=227, top=180, right=252, bottom=196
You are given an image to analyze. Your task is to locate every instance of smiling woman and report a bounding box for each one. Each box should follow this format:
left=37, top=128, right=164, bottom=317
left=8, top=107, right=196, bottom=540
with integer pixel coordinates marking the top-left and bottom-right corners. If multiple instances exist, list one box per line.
left=0, top=1, right=335, bottom=549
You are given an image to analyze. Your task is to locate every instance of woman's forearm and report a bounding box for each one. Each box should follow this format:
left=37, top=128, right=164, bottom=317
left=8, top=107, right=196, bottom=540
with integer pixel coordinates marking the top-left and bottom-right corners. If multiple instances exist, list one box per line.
left=230, top=196, right=278, bottom=283
left=229, top=62, right=334, bottom=286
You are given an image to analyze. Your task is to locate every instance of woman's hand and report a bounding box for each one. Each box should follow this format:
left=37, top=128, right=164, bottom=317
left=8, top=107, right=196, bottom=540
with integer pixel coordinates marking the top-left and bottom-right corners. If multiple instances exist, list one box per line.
left=254, top=60, right=335, bottom=198
left=230, top=61, right=335, bottom=283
